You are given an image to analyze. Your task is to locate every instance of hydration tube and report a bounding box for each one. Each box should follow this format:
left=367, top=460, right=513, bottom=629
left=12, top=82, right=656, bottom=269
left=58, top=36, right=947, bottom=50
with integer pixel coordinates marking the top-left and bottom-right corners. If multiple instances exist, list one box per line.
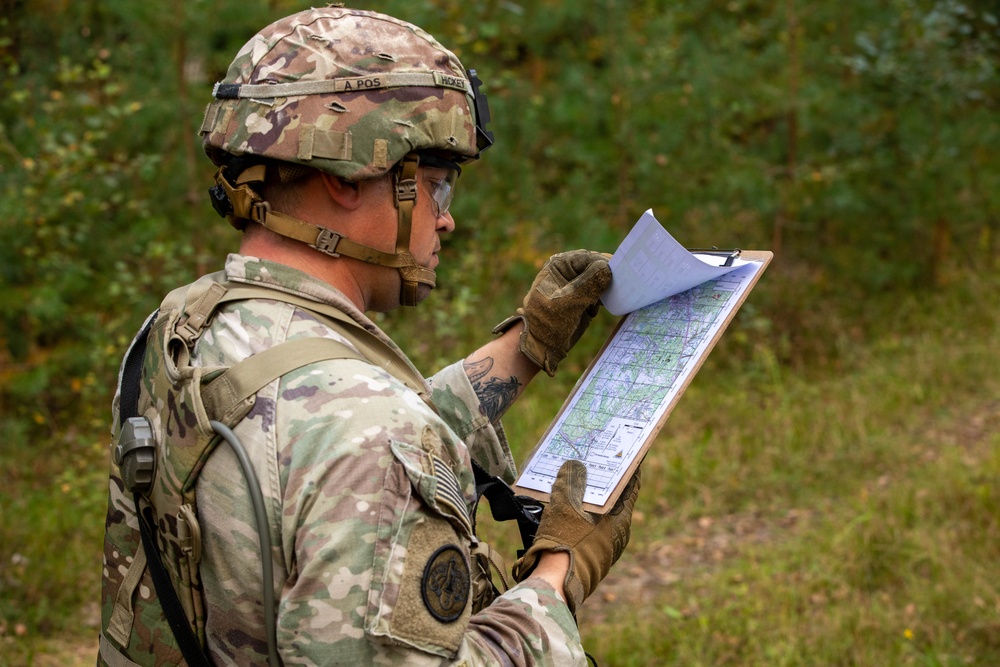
left=210, top=420, right=279, bottom=667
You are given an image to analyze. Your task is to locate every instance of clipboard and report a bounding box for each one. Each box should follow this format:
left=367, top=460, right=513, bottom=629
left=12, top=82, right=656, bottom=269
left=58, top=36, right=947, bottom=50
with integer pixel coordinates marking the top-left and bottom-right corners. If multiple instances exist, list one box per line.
left=513, top=249, right=773, bottom=514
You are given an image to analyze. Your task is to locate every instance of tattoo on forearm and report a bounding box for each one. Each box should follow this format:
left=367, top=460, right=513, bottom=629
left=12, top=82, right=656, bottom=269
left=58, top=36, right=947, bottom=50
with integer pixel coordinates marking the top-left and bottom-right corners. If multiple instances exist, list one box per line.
left=464, top=357, right=493, bottom=384
left=464, top=357, right=522, bottom=422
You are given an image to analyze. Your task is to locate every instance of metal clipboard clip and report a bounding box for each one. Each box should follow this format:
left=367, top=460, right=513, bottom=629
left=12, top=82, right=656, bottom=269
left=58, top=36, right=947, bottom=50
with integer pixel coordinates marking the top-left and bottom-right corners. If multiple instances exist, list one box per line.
left=687, top=247, right=742, bottom=267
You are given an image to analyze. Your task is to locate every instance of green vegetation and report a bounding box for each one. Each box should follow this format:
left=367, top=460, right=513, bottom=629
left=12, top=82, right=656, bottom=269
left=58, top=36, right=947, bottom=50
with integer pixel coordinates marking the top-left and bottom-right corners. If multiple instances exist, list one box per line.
left=1, top=1, right=997, bottom=664
left=578, top=272, right=1000, bottom=666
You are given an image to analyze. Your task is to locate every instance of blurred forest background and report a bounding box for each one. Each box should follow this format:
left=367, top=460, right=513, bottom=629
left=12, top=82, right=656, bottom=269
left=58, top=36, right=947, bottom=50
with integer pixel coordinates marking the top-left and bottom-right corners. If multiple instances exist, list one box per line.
left=1, top=0, right=998, bottom=665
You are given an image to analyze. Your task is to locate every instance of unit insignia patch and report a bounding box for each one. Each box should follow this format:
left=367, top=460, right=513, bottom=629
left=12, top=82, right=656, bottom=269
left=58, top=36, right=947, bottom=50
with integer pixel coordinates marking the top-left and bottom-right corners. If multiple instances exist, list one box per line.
left=420, top=545, right=470, bottom=623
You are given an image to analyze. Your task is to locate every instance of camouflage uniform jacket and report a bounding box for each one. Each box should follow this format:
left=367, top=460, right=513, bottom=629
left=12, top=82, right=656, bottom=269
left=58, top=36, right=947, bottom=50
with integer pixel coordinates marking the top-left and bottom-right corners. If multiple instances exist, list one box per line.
left=108, top=254, right=585, bottom=665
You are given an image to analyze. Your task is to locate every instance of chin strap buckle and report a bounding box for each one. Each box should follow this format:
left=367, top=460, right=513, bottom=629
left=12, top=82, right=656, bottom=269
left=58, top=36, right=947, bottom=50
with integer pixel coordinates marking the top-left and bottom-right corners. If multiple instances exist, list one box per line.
left=314, top=229, right=343, bottom=257
left=395, top=177, right=416, bottom=203
left=249, top=200, right=271, bottom=224
left=394, top=154, right=419, bottom=207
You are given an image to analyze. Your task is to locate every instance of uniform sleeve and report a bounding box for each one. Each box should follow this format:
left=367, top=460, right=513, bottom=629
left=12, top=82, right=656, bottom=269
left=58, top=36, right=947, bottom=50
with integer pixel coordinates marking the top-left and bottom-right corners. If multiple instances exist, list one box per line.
left=427, top=360, right=518, bottom=484
left=275, top=360, right=585, bottom=666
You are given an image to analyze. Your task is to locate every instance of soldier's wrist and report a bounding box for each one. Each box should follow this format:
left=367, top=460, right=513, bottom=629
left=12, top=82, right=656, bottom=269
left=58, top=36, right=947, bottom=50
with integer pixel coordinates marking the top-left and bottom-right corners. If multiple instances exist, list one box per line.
left=527, top=550, right=571, bottom=602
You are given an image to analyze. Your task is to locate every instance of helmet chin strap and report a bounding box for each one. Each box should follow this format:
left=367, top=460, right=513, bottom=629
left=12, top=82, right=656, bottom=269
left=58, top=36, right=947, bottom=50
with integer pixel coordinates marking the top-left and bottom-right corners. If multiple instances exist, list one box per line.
left=391, top=154, right=434, bottom=306
left=212, top=156, right=435, bottom=307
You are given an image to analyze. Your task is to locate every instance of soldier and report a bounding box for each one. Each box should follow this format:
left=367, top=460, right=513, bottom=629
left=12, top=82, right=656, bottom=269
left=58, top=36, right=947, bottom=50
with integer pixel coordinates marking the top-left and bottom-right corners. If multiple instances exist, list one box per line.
left=100, top=6, right=640, bottom=666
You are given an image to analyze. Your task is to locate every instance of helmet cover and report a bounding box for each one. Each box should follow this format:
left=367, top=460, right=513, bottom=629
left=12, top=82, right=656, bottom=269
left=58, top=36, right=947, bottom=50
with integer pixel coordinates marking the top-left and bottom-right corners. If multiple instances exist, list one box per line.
left=200, top=7, right=485, bottom=181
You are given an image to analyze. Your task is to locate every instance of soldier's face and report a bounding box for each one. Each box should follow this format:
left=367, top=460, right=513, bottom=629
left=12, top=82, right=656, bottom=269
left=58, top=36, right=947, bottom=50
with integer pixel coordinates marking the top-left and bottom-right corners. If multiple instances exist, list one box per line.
left=405, top=165, right=457, bottom=304
left=358, top=165, right=456, bottom=309
left=413, top=165, right=457, bottom=271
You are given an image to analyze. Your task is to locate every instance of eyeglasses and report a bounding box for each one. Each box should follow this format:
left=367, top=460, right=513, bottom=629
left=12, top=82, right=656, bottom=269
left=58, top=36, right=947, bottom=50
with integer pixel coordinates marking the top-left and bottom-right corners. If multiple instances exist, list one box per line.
left=418, top=154, right=462, bottom=219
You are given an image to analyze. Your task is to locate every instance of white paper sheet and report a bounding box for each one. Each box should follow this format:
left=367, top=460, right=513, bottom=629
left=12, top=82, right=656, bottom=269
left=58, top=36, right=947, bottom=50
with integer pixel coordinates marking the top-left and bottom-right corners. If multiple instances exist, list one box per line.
left=602, top=209, right=748, bottom=316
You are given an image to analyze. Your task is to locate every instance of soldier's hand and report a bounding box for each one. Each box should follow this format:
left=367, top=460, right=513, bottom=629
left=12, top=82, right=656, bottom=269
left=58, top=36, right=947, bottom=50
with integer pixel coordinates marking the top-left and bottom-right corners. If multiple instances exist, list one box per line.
left=493, top=250, right=612, bottom=376
left=512, top=459, right=641, bottom=614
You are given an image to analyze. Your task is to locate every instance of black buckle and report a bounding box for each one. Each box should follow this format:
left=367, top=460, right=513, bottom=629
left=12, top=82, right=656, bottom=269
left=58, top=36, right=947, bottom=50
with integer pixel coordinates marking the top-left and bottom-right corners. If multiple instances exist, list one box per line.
left=208, top=183, right=233, bottom=218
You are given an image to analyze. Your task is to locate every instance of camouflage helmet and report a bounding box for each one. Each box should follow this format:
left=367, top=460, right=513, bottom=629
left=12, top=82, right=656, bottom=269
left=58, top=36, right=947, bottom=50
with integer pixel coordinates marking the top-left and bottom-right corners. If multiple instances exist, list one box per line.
left=200, top=6, right=494, bottom=307
left=199, top=6, right=494, bottom=181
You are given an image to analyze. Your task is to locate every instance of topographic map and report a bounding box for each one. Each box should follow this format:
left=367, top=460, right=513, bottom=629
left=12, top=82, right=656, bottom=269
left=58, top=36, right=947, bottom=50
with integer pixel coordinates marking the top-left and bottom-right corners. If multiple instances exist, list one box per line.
left=516, top=260, right=766, bottom=509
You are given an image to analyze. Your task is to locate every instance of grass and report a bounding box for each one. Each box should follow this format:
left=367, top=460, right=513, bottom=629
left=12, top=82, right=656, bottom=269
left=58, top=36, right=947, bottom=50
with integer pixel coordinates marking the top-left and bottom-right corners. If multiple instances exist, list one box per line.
left=0, top=414, right=106, bottom=666
left=1, top=267, right=997, bottom=665
left=573, top=270, right=1000, bottom=665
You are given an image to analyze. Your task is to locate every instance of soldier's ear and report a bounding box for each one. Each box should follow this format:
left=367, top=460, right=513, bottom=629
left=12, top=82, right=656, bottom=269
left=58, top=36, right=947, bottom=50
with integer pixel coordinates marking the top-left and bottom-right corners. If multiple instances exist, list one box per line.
left=319, top=172, right=362, bottom=210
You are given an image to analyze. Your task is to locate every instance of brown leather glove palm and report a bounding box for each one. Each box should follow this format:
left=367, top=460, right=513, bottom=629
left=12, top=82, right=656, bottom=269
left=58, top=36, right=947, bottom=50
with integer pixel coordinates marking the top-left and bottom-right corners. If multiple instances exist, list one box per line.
left=493, top=250, right=612, bottom=376
left=512, top=460, right=641, bottom=614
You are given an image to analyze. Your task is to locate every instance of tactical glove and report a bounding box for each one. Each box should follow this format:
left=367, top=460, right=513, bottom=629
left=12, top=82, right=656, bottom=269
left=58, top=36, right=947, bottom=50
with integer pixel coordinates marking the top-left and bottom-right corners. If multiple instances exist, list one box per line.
left=512, top=460, right=641, bottom=615
left=493, top=250, right=612, bottom=376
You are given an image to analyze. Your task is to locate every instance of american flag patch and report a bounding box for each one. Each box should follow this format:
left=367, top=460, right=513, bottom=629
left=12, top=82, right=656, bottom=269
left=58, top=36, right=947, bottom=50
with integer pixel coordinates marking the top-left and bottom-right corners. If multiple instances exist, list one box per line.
left=432, top=455, right=473, bottom=536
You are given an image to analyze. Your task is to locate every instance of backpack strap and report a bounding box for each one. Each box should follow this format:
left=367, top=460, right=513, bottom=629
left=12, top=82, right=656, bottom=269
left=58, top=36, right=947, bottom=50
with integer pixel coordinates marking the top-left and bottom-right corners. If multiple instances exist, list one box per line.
left=119, top=310, right=158, bottom=430
left=135, top=490, right=214, bottom=667
left=218, top=285, right=433, bottom=408
left=471, top=461, right=542, bottom=559
left=201, top=336, right=365, bottom=425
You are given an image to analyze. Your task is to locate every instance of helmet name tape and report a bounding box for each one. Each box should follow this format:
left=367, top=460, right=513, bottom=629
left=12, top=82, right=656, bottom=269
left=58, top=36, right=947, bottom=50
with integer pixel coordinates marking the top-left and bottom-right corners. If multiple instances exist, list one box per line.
left=213, top=71, right=470, bottom=100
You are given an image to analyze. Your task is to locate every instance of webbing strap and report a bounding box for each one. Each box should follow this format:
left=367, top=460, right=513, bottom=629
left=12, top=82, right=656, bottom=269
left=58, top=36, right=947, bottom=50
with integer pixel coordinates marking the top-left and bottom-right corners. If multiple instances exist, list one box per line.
left=472, top=461, right=543, bottom=558
left=119, top=311, right=157, bottom=429
left=394, top=155, right=424, bottom=306
left=99, top=632, right=145, bottom=667
left=176, top=283, right=228, bottom=345
left=135, top=492, right=212, bottom=667
left=255, top=210, right=392, bottom=264
left=202, top=336, right=364, bottom=422
left=215, top=286, right=434, bottom=409
left=106, top=545, right=148, bottom=647
left=395, top=156, right=418, bottom=256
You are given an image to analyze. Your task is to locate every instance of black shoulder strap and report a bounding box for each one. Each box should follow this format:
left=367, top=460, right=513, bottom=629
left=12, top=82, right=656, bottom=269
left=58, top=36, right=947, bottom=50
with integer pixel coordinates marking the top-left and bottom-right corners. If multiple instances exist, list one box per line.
left=135, top=492, right=213, bottom=667
left=119, top=311, right=157, bottom=429
left=472, top=462, right=542, bottom=558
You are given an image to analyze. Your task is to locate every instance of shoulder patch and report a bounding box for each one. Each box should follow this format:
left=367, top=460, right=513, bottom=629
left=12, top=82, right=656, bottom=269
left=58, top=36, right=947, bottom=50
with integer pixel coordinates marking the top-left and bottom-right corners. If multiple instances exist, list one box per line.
left=421, top=545, right=470, bottom=623
left=389, top=438, right=473, bottom=536
left=430, top=455, right=473, bottom=536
